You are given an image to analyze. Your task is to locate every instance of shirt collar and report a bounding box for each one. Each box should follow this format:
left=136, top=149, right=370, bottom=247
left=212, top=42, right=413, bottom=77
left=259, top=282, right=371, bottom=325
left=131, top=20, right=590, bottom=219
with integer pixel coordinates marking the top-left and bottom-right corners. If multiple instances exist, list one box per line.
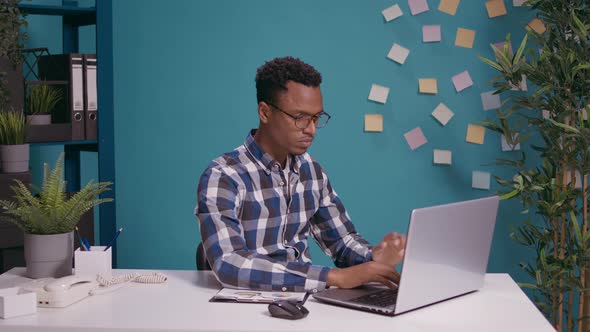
left=244, top=129, right=301, bottom=174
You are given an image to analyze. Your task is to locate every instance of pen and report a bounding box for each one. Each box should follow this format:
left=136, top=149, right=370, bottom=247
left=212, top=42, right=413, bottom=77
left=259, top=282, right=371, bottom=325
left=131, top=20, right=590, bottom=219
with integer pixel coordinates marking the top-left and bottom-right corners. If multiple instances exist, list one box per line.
left=75, top=226, right=86, bottom=251
left=104, top=227, right=123, bottom=251
left=82, top=237, right=92, bottom=251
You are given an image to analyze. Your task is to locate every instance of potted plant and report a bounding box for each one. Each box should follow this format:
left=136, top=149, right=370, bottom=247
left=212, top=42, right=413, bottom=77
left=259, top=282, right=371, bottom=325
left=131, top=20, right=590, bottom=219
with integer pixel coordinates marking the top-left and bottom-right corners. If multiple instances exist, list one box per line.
left=0, top=109, right=28, bottom=173
left=0, top=153, right=113, bottom=278
left=25, top=83, right=62, bottom=125
left=0, top=0, right=28, bottom=111
left=478, top=1, right=590, bottom=331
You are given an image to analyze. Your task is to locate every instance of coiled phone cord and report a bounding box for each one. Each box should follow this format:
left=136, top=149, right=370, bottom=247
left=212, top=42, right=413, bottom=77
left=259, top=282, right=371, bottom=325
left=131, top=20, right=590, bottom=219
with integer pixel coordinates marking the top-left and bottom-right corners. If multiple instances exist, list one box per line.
left=90, top=272, right=167, bottom=295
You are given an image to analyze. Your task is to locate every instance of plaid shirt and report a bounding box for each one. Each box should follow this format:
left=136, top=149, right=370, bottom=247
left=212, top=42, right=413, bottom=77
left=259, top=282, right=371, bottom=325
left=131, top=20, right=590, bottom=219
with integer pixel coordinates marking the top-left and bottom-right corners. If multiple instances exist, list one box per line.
left=196, top=130, right=372, bottom=292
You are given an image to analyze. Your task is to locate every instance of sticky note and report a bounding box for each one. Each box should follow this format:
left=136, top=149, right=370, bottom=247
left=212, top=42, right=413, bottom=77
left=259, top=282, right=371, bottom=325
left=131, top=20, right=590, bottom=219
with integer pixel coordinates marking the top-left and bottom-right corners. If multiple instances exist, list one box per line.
left=365, top=114, right=383, bottom=132
left=404, top=127, right=427, bottom=150
left=408, top=0, right=429, bottom=15
left=527, top=18, right=546, bottom=34
left=432, top=103, right=454, bottom=126
left=423, top=25, right=442, bottom=43
left=387, top=43, right=410, bottom=64
left=466, top=124, right=486, bottom=144
left=452, top=70, right=473, bottom=92
left=486, top=0, right=507, bottom=18
left=455, top=28, right=476, bottom=48
left=501, top=134, right=521, bottom=151
left=513, top=0, right=527, bottom=6
left=368, top=84, right=390, bottom=104
left=580, top=108, right=588, bottom=120
left=481, top=91, right=501, bottom=110
left=433, top=149, right=452, bottom=165
left=382, top=4, right=403, bottom=22
left=472, top=171, right=491, bottom=190
left=439, top=0, right=459, bottom=15
left=542, top=109, right=551, bottom=119
left=511, top=74, right=528, bottom=91
left=419, top=78, right=438, bottom=94
left=567, top=170, right=583, bottom=189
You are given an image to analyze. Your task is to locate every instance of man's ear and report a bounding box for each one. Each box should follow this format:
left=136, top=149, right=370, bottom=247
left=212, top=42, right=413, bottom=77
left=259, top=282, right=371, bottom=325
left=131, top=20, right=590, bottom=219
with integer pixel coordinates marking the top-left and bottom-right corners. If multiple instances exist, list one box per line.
left=258, top=102, right=271, bottom=124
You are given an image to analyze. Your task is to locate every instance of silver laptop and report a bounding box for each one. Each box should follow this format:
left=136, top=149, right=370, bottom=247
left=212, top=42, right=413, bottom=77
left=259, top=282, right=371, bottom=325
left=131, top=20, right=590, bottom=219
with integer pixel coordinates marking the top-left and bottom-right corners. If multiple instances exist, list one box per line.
left=313, top=196, right=499, bottom=316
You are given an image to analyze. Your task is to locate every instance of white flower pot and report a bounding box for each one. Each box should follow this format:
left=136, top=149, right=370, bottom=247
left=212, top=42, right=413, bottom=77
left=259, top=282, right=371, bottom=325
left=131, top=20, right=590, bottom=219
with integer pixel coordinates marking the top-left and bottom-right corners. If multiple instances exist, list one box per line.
left=0, top=144, right=30, bottom=173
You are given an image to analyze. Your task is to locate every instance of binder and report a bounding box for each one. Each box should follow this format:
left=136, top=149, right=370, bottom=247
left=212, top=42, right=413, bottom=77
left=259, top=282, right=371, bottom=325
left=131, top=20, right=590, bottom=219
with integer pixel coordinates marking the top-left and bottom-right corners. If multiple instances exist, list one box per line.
left=38, top=54, right=85, bottom=140
left=83, top=54, right=98, bottom=140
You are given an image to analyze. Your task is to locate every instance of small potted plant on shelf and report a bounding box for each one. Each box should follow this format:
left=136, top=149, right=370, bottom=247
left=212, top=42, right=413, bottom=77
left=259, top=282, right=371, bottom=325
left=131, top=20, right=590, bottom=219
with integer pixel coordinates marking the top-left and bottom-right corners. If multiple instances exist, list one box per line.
left=0, top=153, right=113, bottom=278
left=0, top=109, right=29, bottom=173
left=25, top=84, right=62, bottom=125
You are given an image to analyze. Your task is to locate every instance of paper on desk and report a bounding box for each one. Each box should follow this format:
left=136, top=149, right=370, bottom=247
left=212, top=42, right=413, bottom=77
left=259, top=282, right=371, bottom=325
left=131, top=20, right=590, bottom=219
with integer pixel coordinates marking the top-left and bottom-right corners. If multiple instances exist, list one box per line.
left=501, top=134, right=521, bottom=151
left=438, top=0, right=460, bottom=15
left=527, top=18, right=546, bottom=34
left=485, top=0, right=507, bottom=18
left=408, top=0, right=429, bottom=15
left=432, top=103, right=454, bottom=126
left=210, top=288, right=306, bottom=304
left=455, top=28, right=476, bottom=48
left=419, top=78, right=438, bottom=94
left=472, top=171, right=491, bottom=190
left=387, top=43, right=410, bottom=64
left=466, top=124, right=486, bottom=144
left=452, top=70, right=473, bottom=92
left=433, top=149, right=452, bottom=165
left=382, top=4, right=403, bottom=22
left=368, top=84, right=390, bottom=104
left=481, top=91, right=501, bottom=111
left=365, top=114, right=384, bottom=132
left=404, top=127, right=427, bottom=150
left=423, top=25, right=441, bottom=43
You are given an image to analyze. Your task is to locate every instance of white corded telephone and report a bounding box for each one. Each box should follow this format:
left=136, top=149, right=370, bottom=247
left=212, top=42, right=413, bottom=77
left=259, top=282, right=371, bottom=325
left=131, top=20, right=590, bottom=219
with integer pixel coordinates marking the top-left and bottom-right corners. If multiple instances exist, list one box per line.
left=21, top=275, right=99, bottom=308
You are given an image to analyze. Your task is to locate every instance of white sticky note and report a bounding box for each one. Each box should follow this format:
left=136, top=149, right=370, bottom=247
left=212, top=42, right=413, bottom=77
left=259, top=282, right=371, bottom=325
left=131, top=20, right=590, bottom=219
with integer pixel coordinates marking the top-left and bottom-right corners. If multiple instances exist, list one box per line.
left=431, top=103, right=454, bottom=126
left=513, top=0, right=527, bottom=6
left=408, top=0, right=429, bottom=15
left=368, top=84, right=390, bottom=104
left=433, top=149, right=452, bottom=165
left=472, top=171, right=491, bottom=190
left=423, top=25, right=441, bottom=42
left=501, top=134, right=521, bottom=151
left=567, top=170, right=583, bottom=189
left=542, top=109, right=551, bottom=119
left=481, top=91, right=501, bottom=110
left=452, top=70, right=474, bottom=92
left=387, top=43, right=410, bottom=64
left=511, top=74, right=528, bottom=91
left=382, top=4, right=403, bottom=22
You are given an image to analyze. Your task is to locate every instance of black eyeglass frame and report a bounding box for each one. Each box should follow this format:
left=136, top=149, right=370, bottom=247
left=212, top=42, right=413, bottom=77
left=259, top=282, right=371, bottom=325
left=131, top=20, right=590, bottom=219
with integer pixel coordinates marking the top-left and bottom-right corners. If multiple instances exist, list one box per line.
left=265, top=101, right=331, bottom=129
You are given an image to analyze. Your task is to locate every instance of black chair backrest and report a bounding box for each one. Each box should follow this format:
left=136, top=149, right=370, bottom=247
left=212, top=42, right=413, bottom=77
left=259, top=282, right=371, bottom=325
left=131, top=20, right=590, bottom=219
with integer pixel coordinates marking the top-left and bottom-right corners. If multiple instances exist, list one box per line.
left=196, top=242, right=211, bottom=270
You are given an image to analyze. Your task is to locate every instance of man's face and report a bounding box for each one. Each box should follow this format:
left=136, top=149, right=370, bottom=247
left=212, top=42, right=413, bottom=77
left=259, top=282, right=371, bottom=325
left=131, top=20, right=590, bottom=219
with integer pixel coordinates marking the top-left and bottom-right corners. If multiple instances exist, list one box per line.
left=263, top=81, right=323, bottom=156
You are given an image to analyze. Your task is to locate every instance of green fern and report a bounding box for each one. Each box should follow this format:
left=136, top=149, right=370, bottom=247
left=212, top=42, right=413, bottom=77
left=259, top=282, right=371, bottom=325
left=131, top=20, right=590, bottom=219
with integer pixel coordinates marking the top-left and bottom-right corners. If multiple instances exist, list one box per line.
left=0, top=153, right=113, bottom=234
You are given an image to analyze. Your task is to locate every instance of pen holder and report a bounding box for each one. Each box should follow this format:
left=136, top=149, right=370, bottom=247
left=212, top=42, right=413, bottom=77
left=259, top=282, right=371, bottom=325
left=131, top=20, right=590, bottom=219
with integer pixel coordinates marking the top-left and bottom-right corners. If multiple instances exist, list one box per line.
left=74, top=246, right=112, bottom=279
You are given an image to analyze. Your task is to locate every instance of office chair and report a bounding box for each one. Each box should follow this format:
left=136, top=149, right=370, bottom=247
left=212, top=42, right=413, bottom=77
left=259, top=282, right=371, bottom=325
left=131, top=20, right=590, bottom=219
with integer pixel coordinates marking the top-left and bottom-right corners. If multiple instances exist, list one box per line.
left=196, top=242, right=211, bottom=270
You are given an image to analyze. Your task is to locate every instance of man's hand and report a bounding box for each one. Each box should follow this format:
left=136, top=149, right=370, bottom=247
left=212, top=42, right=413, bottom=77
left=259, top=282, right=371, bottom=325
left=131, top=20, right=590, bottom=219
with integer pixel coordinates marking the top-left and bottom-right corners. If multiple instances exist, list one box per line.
left=371, top=232, right=406, bottom=266
left=326, top=261, right=400, bottom=289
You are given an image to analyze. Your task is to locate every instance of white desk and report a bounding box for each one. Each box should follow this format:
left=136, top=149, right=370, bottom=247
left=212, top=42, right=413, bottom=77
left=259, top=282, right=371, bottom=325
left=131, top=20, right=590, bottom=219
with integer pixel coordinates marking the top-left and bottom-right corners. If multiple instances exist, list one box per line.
left=0, top=268, right=554, bottom=332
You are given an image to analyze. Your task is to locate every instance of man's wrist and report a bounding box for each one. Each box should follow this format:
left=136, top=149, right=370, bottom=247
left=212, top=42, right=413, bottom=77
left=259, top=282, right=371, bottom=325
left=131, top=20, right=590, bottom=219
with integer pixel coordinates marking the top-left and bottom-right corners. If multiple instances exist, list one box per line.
left=326, top=268, right=341, bottom=288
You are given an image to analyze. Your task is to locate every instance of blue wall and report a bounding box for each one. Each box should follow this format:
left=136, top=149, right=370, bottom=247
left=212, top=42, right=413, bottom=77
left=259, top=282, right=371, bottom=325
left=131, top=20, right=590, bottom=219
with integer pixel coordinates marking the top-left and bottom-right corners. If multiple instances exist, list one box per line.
left=110, top=0, right=536, bottom=282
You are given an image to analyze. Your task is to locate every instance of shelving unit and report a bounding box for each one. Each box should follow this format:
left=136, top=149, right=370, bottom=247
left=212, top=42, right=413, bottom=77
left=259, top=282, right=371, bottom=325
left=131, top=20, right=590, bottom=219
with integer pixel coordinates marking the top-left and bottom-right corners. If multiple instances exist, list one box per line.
left=9, top=0, right=117, bottom=265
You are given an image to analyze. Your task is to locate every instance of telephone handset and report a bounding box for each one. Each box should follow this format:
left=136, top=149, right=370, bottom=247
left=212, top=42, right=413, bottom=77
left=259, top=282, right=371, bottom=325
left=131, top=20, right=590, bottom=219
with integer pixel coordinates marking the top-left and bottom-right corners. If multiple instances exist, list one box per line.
left=22, top=275, right=99, bottom=308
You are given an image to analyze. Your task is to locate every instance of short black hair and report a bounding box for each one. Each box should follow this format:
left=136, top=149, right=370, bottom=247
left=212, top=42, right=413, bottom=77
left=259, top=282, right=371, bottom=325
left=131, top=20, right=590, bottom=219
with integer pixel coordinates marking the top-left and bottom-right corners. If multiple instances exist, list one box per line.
left=255, top=56, right=322, bottom=104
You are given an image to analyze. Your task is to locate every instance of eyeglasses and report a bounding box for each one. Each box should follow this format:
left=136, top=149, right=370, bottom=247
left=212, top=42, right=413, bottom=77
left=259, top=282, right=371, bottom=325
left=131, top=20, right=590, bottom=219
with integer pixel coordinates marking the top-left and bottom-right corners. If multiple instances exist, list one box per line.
left=266, top=101, right=331, bottom=129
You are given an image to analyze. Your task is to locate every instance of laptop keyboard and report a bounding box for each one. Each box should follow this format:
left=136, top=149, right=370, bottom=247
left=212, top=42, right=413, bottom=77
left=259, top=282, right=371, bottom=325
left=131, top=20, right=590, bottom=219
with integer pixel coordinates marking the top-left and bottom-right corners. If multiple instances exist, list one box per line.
left=349, top=289, right=398, bottom=307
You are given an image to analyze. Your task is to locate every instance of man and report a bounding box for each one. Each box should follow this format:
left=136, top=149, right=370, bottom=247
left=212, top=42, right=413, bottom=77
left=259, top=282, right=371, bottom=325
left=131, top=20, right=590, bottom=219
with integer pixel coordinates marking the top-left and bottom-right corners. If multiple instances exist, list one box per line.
left=196, top=56, right=406, bottom=293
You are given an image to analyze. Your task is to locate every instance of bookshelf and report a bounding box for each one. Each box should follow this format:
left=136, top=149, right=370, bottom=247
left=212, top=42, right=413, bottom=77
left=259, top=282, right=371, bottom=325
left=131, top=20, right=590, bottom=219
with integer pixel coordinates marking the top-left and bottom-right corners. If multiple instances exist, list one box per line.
left=11, top=1, right=117, bottom=265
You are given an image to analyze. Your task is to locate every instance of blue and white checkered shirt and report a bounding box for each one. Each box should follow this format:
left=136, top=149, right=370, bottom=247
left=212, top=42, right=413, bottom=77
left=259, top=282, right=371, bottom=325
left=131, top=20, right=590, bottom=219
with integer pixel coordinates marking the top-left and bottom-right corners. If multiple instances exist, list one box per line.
left=196, top=130, right=372, bottom=292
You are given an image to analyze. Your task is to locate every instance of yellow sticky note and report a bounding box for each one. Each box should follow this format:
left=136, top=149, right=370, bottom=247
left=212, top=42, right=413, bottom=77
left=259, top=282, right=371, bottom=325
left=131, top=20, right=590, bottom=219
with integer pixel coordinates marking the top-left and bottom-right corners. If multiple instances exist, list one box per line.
left=485, top=0, right=507, bottom=18
left=466, top=124, right=486, bottom=144
left=365, top=114, right=383, bottom=132
left=526, top=18, right=546, bottom=34
left=419, top=79, right=438, bottom=94
left=455, top=28, right=476, bottom=48
left=438, top=0, right=460, bottom=15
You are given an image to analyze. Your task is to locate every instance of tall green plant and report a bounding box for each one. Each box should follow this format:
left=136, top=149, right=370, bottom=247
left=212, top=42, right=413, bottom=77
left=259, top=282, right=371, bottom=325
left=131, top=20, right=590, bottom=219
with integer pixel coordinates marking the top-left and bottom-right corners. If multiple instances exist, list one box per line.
left=26, top=84, right=62, bottom=115
left=0, top=109, right=25, bottom=144
left=478, top=1, right=590, bottom=331
left=0, top=153, right=113, bottom=235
